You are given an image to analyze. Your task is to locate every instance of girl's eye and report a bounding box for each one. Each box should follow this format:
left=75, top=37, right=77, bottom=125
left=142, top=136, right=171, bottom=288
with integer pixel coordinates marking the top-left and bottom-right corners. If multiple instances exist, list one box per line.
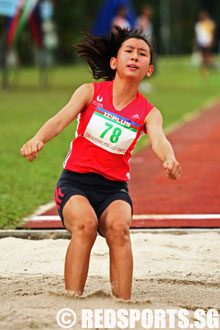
left=140, top=53, right=147, bottom=56
left=125, top=50, right=132, bottom=53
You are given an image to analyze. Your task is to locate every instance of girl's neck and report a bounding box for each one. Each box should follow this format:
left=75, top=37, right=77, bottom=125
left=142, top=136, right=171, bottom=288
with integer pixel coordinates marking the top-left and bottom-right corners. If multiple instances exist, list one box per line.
left=112, top=76, right=139, bottom=111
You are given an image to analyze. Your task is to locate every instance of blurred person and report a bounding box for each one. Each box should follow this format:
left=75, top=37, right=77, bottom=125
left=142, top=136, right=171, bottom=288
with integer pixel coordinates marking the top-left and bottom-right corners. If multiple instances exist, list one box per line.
left=33, top=0, right=58, bottom=87
left=42, top=20, right=58, bottom=65
left=20, top=27, right=181, bottom=300
left=136, top=5, right=155, bottom=93
left=136, top=5, right=153, bottom=42
left=111, top=6, right=130, bottom=31
left=195, top=10, right=216, bottom=70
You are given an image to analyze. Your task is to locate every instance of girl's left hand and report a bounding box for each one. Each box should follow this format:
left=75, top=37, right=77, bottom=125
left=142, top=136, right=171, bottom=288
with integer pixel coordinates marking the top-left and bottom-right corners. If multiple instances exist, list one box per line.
left=163, top=160, right=182, bottom=180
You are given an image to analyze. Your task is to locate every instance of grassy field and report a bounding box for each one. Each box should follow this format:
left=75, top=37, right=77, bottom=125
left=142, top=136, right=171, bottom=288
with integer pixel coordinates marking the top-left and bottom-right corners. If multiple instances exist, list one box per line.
left=0, top=57, right=220, bottom=229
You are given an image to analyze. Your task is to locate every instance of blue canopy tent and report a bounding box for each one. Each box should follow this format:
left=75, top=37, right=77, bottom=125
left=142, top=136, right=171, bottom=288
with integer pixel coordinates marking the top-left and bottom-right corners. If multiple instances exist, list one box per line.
left=92, top=0, right=136, bottom=36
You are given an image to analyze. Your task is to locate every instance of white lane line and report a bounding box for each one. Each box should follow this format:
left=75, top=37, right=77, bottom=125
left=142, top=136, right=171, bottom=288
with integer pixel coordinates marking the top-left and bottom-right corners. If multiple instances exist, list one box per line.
left=133, top=214, right=220, bottom=220
left=25, top=214, right=220, bottom=222
left=25, top=216, right=61, bottom=221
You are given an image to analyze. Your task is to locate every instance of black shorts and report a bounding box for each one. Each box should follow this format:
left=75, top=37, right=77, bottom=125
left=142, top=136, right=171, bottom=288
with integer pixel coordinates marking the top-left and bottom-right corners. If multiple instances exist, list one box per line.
left=54, top=170, right=133, bottom=228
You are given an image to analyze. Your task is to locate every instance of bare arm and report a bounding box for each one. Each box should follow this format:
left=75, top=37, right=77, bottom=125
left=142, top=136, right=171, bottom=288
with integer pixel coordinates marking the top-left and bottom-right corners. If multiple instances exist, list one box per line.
left=20, top=83, right=94, bottom=162
left=145, top=108, right=182, bottom=180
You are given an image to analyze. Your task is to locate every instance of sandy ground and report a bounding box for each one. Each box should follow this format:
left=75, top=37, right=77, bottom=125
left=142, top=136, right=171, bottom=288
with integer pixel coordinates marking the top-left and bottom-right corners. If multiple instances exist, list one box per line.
left=0, top=231, right=220, bottom=330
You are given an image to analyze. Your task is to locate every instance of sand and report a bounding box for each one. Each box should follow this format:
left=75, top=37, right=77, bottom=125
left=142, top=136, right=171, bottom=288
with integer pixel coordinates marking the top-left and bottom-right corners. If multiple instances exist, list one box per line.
left=0, top=231, right=220, bottom=330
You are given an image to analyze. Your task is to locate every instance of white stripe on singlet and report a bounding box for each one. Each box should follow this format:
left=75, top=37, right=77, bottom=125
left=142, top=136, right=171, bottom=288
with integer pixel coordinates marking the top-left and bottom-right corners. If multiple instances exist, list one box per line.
left=63, top=113, right=81, bottom=168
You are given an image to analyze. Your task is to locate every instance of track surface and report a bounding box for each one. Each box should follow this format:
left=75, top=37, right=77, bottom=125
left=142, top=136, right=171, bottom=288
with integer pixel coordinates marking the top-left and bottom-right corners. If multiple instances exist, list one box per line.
left=23, top=100, right=220, bottom=229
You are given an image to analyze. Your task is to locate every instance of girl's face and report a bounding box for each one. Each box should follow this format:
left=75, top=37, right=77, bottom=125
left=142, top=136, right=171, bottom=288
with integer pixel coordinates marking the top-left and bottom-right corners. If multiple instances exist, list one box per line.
left=110, top=38, right=154, bottom=82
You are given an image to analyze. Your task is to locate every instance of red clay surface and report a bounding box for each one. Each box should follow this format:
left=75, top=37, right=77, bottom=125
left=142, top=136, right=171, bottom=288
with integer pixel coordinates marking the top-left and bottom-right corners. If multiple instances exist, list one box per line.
left=23, top=100, right=220, bottom=229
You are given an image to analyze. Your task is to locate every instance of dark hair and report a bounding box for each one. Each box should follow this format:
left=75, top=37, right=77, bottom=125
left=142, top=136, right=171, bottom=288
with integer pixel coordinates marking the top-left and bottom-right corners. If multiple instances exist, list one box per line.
left=75, top=26, right=154, bottom=81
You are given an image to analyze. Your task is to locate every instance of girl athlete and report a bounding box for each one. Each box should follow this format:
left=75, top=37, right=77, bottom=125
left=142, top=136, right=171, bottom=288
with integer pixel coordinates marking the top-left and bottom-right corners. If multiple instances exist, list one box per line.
left=20, top=27, right=182, bottom=300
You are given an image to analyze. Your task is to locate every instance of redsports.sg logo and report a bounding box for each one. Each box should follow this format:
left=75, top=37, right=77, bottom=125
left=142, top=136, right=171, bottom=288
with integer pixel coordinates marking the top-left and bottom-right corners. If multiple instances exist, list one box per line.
left=57, top=308, right=219, bottom=329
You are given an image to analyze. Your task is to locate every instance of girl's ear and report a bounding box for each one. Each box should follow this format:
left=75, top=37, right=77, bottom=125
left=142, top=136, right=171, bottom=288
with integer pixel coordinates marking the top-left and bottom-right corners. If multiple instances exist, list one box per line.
left=145, top=65, right=154, bottom=77
left=110, top=57, right=117, bottom=70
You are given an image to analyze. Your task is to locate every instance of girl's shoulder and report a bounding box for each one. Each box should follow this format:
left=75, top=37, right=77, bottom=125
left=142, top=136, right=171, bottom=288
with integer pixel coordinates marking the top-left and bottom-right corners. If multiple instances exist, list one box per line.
left=138, top=89, right=154, bottom=107
left=93, top=80, right=112, bottom=89
left=92, top=80, right=112, bottom=97
left=137, top=90, right=155, bottom=119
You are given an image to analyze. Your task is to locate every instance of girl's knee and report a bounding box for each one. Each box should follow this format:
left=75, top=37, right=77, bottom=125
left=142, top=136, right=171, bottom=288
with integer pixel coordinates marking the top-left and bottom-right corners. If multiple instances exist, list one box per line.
left=106, top=220, right=130, bottom=247
left=66, top=216, right=98, bottom=241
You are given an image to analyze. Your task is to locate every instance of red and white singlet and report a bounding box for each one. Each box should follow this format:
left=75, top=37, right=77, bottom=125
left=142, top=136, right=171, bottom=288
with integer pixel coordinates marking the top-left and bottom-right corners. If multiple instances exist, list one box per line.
left=63, top=80, right=154, bottom=181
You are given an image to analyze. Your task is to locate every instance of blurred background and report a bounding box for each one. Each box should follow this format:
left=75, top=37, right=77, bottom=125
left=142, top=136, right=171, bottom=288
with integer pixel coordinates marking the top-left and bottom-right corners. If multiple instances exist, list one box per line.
left=0, top=0, right=220, bottom=228
left=0, top=0, right=220, bottom=69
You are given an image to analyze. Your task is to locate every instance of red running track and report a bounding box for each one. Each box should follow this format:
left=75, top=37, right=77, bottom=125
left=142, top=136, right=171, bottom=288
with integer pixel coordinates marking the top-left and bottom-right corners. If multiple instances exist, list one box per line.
left=23, top=100, right=220, bottom=229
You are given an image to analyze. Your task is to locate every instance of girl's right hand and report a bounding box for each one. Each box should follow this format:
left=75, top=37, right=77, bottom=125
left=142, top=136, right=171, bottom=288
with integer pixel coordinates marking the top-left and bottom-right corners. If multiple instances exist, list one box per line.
left=20, top=139, right=44, bottom=162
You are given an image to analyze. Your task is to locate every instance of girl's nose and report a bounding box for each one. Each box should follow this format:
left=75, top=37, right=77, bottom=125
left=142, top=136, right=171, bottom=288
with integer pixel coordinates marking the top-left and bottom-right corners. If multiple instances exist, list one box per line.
left=131, top=50, right=138, bottom=60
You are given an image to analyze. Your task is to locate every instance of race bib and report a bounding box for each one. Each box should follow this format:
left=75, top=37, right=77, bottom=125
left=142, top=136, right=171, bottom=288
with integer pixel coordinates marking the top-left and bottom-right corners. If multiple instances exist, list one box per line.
left=84, top=107, right=140, bottom=154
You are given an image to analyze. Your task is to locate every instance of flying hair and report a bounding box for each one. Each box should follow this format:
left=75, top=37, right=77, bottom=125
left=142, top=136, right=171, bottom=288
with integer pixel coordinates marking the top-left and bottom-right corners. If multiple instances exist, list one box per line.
left=75, top=26, right=154, bottom=81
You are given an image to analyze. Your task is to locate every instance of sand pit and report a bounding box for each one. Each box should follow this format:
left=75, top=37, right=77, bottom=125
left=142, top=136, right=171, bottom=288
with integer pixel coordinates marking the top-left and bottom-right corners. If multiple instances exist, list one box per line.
left=0, top=231, right=220, bottom=329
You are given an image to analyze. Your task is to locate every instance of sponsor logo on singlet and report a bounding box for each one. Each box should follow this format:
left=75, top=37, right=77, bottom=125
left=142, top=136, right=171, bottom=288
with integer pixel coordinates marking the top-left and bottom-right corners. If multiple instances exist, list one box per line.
left=132, top=114, right=140, bottom=120
left=92, top=95, right=104, bottom=107
left=96, top=95, right=103, bottom=103
left=84, top=107, right=140, bottom=154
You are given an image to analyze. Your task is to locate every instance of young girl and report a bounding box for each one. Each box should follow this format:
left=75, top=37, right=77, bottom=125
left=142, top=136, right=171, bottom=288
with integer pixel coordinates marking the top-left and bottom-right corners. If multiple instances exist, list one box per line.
left=20, top=27, right=181, bottom=300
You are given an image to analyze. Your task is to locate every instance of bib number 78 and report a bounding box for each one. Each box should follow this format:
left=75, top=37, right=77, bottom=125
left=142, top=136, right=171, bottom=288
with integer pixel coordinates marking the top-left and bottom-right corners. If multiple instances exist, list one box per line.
left=100, top=122, right=122, bottom=143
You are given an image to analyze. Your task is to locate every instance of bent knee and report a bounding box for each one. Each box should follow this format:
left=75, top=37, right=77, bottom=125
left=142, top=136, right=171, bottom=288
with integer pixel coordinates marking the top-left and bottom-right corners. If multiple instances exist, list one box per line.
left=106, top=220, right=130, bottom=246
left=65, top=216, right=98, bottom=240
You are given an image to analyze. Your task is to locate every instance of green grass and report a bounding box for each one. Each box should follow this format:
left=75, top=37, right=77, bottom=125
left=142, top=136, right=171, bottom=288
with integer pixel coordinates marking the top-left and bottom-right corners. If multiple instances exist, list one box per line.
left=1, top=57, right=220, bottom=228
